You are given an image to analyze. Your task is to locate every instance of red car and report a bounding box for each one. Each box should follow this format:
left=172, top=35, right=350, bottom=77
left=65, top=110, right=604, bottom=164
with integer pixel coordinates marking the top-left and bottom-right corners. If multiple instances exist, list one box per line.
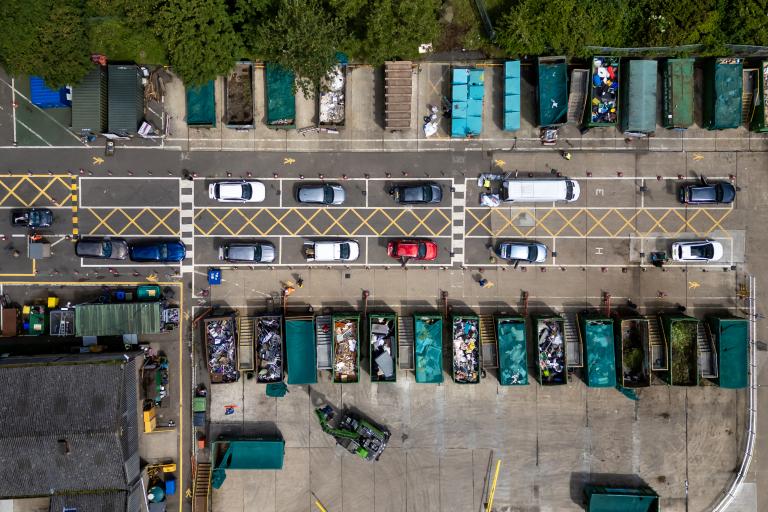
left=387, top=239, right=438, bottom=261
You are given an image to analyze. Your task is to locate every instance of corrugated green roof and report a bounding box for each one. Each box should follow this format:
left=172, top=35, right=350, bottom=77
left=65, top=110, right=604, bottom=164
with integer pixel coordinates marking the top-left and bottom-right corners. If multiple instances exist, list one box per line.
left=71, top=66, right=107, bottom=133
left=710, top=317, right=748, bottom=388
left=662, top=59, right=694, bottom=129
left=285, top=318, right=316, bottom=384
left=75, top=302, right=161, bottom=336
left=622, top=60, right=657, bottom=134
left=108, top=65, right=143, bottom=133
left=581, top=316, right=617, bottom=387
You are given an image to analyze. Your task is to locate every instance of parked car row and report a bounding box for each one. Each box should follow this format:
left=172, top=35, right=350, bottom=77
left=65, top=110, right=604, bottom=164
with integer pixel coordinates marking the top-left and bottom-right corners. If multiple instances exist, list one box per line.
left=75, top=238, right=187, bottom=262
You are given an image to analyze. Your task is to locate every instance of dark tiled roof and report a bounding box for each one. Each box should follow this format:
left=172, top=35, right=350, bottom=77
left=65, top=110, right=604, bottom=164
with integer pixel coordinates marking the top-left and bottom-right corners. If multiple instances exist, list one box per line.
left=50, top=491, right=127, bottom=512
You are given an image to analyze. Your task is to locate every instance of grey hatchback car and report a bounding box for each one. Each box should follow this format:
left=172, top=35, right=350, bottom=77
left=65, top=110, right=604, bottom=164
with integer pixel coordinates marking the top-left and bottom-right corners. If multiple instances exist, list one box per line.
left=296, top=184, right=345, bottom=205
left=75, top=238, right=129, bottom=260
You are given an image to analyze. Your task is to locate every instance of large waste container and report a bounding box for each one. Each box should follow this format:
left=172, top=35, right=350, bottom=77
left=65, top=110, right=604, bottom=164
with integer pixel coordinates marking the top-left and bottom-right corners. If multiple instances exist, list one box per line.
left=703, top=58, right=743, bottom=130
left=285, top=316, right=316, bottom=384
left=504, top=61, right=521, bottom=131
left=533, top=315, right=567, bottom=385
left=370, top=313, right=397, bottom=382
left=451, top=315, right=480, bottom=384
left=496, top=316, right=527, bottom=385
left=265, top=63, right=295, bottom=129
left=186, top=80, right=216, bottom=127
left=707, top=315, right=748, bottom=388
left=414, top=314, right=443, bottom=383
left=583, top=56, right=620, bottom=128
left=661, top=58, right=694, bottom=129
left=255, top=316, right=283, bottom=383
left=751, top=61, right=768, bottom=132
left=537, top=56, right=568, bottom=127
left=660, top=314, right=699, bottom=386
left=614, top=315, right=650, bottom=387
left=578, top=314, right=616, bottom=388
left=332, top=314, right=361, bottom=383
left=224, top=61, right=255, bottom=129
left=620, top=60, right=657, bottom=135
left=204, top=316, right=239, bottom=384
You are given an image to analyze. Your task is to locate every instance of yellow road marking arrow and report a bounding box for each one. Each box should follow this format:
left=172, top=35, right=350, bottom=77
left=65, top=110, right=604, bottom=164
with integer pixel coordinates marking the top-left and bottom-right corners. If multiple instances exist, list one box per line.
left=92, top=156, right=104, bottom=165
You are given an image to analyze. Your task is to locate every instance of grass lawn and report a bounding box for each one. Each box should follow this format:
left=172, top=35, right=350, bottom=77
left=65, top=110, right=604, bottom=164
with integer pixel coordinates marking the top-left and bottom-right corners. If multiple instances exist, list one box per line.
left=89, top=18, right=167, bottom=65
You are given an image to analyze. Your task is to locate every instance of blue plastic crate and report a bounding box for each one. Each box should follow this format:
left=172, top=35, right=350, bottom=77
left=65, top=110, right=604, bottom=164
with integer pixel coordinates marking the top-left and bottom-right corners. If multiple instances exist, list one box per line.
left=467, top=99, right=483, bottom=117
left=452, top=68, right=469, bottom=84
left=207, top=269, right=222, bottom=285
left=452, top=84, right=468, bottom=101
left=469, top=69, right=484, bottom=85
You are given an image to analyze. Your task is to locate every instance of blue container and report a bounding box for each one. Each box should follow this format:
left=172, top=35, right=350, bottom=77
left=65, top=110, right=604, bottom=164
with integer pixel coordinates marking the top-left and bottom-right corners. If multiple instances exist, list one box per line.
left=207, top=269, right=222, bottom=286
left=165, top=476, right=176, bottom=495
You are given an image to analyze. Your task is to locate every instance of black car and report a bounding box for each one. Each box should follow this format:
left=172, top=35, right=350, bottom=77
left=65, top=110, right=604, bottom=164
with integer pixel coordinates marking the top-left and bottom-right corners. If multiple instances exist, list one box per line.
left=11, top=208, right=53, bottom=228
left=389, top=182, right=443, bottom=204
left=75, top=238, right=129, bottom=260
left=679, top=179, right=736, bottom=205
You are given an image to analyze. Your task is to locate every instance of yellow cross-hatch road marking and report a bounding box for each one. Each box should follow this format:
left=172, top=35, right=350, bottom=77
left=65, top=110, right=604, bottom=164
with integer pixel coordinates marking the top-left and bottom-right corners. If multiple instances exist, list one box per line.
left=0, top=175, right=72, bottom=207
left=465, top=207, right=733, bottom=238
left=194, top=208, right=453, bottom=237
left=81, top=208, right=180, bottom=236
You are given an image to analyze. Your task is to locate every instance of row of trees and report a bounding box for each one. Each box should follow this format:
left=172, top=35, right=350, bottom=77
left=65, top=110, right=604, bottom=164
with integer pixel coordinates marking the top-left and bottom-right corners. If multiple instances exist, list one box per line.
left=1, top=0, right=766, bottom=93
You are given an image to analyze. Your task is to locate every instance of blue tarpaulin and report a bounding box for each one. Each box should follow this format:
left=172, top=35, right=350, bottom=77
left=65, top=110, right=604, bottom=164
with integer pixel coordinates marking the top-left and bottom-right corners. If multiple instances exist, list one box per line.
left=30, top=77, right=70, bottom=108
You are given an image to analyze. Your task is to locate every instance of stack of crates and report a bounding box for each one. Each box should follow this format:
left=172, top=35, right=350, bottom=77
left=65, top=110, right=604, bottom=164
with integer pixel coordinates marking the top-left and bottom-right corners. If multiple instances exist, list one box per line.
left=451, top=68, right=484, bottom=137
left=504, top=61, right=521, bottom=131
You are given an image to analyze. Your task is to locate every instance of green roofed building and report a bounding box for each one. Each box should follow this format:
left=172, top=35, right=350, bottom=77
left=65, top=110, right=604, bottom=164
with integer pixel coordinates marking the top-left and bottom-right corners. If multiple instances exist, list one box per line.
left=585, top=485, right=659, bottom=512
left=75, top=302, right=162, bottom=336
left=71, top=65, right=107, bottom=134
left=108, top=64, right=144, bottom=134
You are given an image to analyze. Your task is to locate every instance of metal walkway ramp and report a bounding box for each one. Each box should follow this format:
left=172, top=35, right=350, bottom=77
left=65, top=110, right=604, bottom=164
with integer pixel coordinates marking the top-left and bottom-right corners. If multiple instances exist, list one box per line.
left=237, top=316, right=254, bottom=371
left=648, top=315, right=668, bottom=371
left=193, top=462, right=211, bottom=512
left=397, top=315, right=414, bottom=370
left=480, top=314, right=498, bottom=369
left=698, top=321, right=718, bottom=378
left=315, top=315, right=333, bottom=370
left=564, top=313, right=582, bottom=367
left=567, top=69, right=588, bottom=125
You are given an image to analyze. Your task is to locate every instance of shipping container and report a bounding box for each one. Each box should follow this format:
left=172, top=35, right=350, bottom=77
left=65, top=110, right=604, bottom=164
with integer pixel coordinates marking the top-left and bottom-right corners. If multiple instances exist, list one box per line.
left=265, top=63, right=296, bottom=129
left=661, top=58, right=694, bottom=129
left=332, top=314, right=361, bottom=383
left=285, top=315, right=316, bottom=384
left=750, top=61, right=768, bottom=132
left=660, top=314, right=699, bottom=386
left=707, top=315, right=748, bottom=388
left=186, top=80, right=216, bottom=128
left=537, top=56, right=568, bottom=127
left=504, top=60, right=521, bottom=131
left=414, top=314, right=443, bottom=383
left=533, top=314, right=567, bottom=385
left=224, top=61, right=255, bottom=129
left=369, top=313, right=397, bottom=382
left=583, top=56, right=620, bottom=128
left=614, top=315, right=650, bottom=388
left=203, top=316, right=239, bottom=384
left=578, top=314, right=617, bottom=388
left=496, top=316, right=527, bottom=385
left=620, top=60, right=657, bottom=135
left=451, top=315, right=480, bottom=384
left=703, top=58, right=743, bottom=130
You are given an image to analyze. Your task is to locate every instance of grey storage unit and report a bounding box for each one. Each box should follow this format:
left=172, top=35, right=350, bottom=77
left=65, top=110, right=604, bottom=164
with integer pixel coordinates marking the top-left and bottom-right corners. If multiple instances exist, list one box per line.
left=71, top=66, right=107, bottom=134
left=108, top=64, right=143, bottom=134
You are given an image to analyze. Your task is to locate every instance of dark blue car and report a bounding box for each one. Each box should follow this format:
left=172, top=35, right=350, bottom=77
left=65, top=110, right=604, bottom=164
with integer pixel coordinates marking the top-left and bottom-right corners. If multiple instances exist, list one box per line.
left=129, top=240, right=186, bottom=262
left=678, top=180, right=736, bottom=205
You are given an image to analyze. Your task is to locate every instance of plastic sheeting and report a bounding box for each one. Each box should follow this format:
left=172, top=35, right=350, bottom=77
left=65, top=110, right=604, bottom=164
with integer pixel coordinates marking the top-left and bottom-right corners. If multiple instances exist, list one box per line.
left=621, top=60, right=657, bottom=134
left=186, top=80, right=216, bottom=127
left=414, top=316, right=443, bottom=383
left=537, top=58, right=567, bottom=126
left=497, top=318, right=527, bottom=385
left=710, top=317, right=748, bottom=389
left=266, top=63, right=295, bottom=128
left=582, top=317, right=617, bottom=388
left=286, top=318, right=317, bottom=384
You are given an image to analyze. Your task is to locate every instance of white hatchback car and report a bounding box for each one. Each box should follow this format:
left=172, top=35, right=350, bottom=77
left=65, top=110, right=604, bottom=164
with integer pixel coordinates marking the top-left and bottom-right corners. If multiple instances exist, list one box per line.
left=208, top=181, right=265, bottom=202
left=671, top=240, right=723, bottom=262
left=304, top=240, right=359, bottom=262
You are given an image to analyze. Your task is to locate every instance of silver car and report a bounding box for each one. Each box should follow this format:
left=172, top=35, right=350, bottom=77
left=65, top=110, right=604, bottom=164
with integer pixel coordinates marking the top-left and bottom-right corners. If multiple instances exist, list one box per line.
left=296, top=184, right=345, bottom=205
left=218, top=242, right=276, bottom=263
left=75, top=238, right=129, bottom=260
left=496, top=241, right=548, bottom=263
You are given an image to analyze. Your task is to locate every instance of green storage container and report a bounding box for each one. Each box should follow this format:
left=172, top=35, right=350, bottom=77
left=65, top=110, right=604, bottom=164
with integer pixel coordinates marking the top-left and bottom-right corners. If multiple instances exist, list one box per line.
left=584, top=485, right=659, bottom=512
left=414, top=314, right=443, bottom=383
left=186, top=80, right=216, bottom=127
left=614, top=315, right=650, bottom=388
left=661, top=58, right=694, bottom=129
left=533, top=314, right=567, bottom=385
left=579, top=314, right=617, bottom=388
left=332, top=314, right=361, bottom=383
left=703, top=58, right=743, bottom=130
left=285, top=316, right=317, bottom=384
left=707, top=316, right=748, bottom=388
left=369, top=313, right=397, bottom=382
left=537, top=56, right=568, bottom=127
left=496, top=316, right=527, bottom=385
left=750, top=61, right=768, bottom=132
left=620, top=60, right=657, bottom=135
left=451, top=315, right=480, bottom=384
left=583, top=56, right=620, bottom=128
left=265, top=63, right=296, bottom=129
left=660, top=314, right=699, bottom=386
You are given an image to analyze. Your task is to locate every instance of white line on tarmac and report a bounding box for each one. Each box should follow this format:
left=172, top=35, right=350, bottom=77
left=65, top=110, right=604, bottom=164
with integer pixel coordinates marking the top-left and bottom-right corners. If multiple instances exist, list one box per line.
left=79, top=176, right=181, bottom=180
left=192, top=234, right=453, bottom=238
left=15, top=118, right=52, bottom=146
left=10, top=78, right=16, bottom=145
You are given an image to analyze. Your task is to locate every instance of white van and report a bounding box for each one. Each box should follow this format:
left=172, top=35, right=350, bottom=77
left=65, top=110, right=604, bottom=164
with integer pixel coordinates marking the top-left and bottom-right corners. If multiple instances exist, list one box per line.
left=500, top=178, right=580, bottom=203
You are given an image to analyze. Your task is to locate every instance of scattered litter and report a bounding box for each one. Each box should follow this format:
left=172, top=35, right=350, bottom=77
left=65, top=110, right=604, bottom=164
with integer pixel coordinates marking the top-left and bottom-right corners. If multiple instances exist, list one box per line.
left=537, top=319, right=565, bottom=384
left=319, top=64, right=345, bottom=125
left=224, top=405, right=237, bottom=415
left=333, top=317, right=359, bottom=382
left=480, top=193, right=500, bottom=207
left=205, top=317, right=239, bottom=384
left=256, top=317, right=283, bottom=383
left=370, top=316, right=396, bottom=382
left=452, top=317, right=480, bottom=383
left=588, top=57, right=620, bottom=125
left=142, top=354, right=169, bottom=406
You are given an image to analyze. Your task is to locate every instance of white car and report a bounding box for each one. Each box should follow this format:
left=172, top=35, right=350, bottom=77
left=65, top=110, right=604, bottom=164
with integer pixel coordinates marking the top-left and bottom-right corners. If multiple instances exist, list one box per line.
left=671, top=240, right=723, bottom=262
left=304, top=240, right=359, bottom=262
left=208, top=180, right=265, bottom=202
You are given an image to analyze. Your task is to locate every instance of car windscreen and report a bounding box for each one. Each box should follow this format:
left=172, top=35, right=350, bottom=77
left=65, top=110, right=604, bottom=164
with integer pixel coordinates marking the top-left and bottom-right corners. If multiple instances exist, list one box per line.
left=417, top=243, right=427, bottom=259
left=160, top=245, right=168, bottom=259
left=242, top=185, right=252, bottom=200
left=528, top=246, right=538, bottom=261
left=339, top=243, right=350, bottom=260
left=566, top=181, right=573, bottom=200
left=102, top=241, right=112, bottom=257
left=422, top=186, right=432, bottom=202
left=715, top=184, right=723, bottom=202
left=324, top=186, right=334, bottom=204
left=690, top=244, right=713, bottom=259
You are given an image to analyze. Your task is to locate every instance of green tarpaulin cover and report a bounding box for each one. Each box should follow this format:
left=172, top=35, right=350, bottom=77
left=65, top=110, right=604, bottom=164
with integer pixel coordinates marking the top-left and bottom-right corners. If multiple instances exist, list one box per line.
left=662, top=59, right=694, bottom=129
left=538, top=59, right=567, bottom=126
left=711, top=317, right=748, bottom=388
left=414, top=316, right=443, bottom=383
left=186, top=80, right=216, bottom=127
left=497, top=318, right=527, bottom=385
left=212, top=439, right=285, bottom=488
left=265, top=63, right=296, bottom=127
left=582, top=318, right=617, bottom=387
left=622, top=60, right=657, bottom=134
left=704, top=58, right=743, bottom=130
left=75, top=302, right=161, bottom=336
left=286, top=318, right=316, bottom=384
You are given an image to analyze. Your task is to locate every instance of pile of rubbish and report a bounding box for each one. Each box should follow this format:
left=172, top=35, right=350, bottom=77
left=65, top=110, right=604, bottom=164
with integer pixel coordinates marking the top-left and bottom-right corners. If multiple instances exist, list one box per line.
left=537, top=320, right=565, bottom=383
left=205, top=318, right=239, bottom=384
left=256, top=317, right=283, bottom=383
left=320, top=65, right=345, bottom=125
left=370, top=317, right=396, bottom=381
left=333, top=318, right=358, bottom=382
left=589, top=57, right=619, bottom=124
left=142, top=353, right=169, bottom=406
left=452, top=317, right=480, bottom=383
